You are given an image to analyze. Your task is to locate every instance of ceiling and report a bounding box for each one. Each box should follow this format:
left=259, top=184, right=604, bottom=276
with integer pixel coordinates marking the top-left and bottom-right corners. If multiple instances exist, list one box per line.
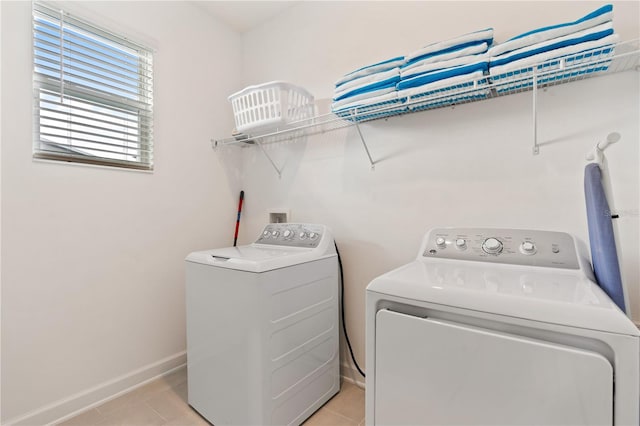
left=192, top=1, right=298, bottom=33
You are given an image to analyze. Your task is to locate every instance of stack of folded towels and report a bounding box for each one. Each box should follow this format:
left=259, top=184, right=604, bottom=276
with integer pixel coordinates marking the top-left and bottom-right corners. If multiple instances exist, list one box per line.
left=331, top=56, right=405, bottom=120
left=331, top=4, right=620, bottom=120
left=331, top=28, right=495, bottom=120
left=488, top=4, right=618, bottom=92
left=396, top=28, right=494, bottom=110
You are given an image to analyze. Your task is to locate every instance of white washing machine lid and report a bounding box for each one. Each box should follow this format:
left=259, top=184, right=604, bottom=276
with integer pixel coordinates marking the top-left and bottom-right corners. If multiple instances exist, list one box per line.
left=185, top=244, right=335, bottom=272
left=367, top=260, right=639, bottom=336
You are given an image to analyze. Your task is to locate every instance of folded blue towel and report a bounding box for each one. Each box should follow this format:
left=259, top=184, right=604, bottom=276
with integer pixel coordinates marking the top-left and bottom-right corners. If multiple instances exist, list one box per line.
left=490, top=33, right=618, bottom=77
left=335, top=56, right=405, bottom=87
left=490, top=35, right=617, bottom=94
left=490, top=22, right=613, bottom=68
left=489, top=4, right=613, bottom=57
left=492, top=63, right=612, bottom=94
left=331, top=86, right=397, bottom=110
left=406, top=28, right=493, bottom=66
left=333, top=90, right=399, bottom=110
left=397, top=61, right=488, bottom=90
left=333, top=74, right=400, bottom=102
left=402, top=52, right=488, bottom=80
left=401, top=43, right=488, bottom=75
left=334, top=68, right=400, bottom=99
left=333, top=92, right=405, bottom=122
left=397, top=70, right=488, bottom=100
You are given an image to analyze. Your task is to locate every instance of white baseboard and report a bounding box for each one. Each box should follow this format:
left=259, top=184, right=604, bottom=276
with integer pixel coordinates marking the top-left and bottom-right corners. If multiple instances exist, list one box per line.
left=5, top=351, right=186, bottom=426
left=340, top=360, right=365, bottom=389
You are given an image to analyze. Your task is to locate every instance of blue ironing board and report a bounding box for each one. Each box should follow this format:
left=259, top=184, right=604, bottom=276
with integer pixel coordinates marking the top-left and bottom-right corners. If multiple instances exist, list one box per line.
left=584, top=163, right=626, bottom=313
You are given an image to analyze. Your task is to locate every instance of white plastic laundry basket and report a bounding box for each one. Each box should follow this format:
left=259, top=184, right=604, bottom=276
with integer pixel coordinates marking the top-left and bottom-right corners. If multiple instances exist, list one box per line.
left=228, top=81, right=314, bottom=133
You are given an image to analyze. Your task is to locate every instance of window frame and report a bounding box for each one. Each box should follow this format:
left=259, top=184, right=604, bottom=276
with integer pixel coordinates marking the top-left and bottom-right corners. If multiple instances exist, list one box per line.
left=32, top=2, right=154, bottom=171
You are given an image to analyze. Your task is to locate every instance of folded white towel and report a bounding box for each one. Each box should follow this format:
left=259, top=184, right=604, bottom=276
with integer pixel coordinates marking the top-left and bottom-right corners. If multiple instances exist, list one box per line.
left=334, top=68, right=400, bottom=98
left=401, top=53, right=489, bottom=80
left=332, top=91, right=399, bottom=113
left=331, top=87, right=397, bottom=110
left=489, top=4, right=613, bottom=57
left=335, top=56, right=405, bottom=87
left=490, top=21, right=614, bottom=67
left=406, top=28, right=493, bottom=64
left=401, top=43, right=488, bottom=76
left=490, top=33, right=619, bottom=77
left=397, top=70, right=487, bottom=100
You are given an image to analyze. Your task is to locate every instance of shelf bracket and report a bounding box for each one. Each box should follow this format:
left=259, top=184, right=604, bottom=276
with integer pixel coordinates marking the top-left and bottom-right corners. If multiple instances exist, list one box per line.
left=254, top=138, right=283, bottom=178
left=352, top=111, right=376, bottom=170
left=532, top=67, right=539, bottom=155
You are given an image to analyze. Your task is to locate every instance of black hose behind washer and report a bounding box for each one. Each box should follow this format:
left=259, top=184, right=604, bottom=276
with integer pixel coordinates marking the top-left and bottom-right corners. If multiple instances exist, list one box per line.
left=334, top=242, right=365, bottom=378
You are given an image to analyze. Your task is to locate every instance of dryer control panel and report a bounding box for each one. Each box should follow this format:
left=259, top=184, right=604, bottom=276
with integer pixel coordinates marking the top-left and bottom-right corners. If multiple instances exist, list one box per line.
left=421, top=228, right=580, bottom=269
left=255, top=223, right=325, bottom=248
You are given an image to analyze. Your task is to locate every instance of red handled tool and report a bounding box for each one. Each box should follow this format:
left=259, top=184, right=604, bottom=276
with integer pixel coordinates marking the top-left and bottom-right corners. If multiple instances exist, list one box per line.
left=233, top=190, right=244, bottom=246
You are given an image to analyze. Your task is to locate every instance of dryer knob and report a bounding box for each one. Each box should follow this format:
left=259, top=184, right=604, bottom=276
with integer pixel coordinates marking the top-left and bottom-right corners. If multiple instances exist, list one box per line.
left=262, top=230, right=270, bottom=238
left=299, top=232, right=307, bottom=240
left=435, top=237, right=446, bottom=248
left=455, top=239, right=467, bottom=250
left=482, top=238, right=503, bottom=254
left=309, top=232, right=318, bottom=240
left=283, top=229, right=292, bottom=238
left=271, top=230, right=280, bottom=237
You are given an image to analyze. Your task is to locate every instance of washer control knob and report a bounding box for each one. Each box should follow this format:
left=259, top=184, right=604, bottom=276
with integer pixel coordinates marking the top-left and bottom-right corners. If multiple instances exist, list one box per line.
left=299, top=232, right=308, bottom=240
left=435, top=237, right=446, bottom=248
left=520, top=241, right=536, bottom=255
left=482, top=238, right=503, bottom=254
left=309, top=232, right=318, bottom=240
left=271, top=230, right=280, bottom=238
left=283, top=229, right=292, bottom=238
left=262, top=230, right=270, bottom=238
left=455, top=239, right=467, bottom=250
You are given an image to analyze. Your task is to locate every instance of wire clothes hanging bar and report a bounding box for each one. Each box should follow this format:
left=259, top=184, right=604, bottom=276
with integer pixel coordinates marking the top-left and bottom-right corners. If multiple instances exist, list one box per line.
left=212, top=39, right=640, bottom=168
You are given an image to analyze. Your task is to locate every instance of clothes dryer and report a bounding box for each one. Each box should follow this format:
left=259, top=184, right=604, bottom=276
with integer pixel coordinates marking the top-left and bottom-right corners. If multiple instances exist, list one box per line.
left=186, top=223, right=339, bottom=425
left=366, top=227, right=639, bottom=426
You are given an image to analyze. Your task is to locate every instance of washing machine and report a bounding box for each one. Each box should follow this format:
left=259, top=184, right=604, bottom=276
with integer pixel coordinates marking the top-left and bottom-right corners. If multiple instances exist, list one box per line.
left=186, top=223, right=339, bottom=426
left=366, top=227, right=639, bottom=426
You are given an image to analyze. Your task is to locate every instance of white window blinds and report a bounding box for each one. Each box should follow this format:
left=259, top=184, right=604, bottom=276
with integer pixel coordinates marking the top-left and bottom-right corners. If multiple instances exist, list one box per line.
left=33, top=2, right=154, bottom=170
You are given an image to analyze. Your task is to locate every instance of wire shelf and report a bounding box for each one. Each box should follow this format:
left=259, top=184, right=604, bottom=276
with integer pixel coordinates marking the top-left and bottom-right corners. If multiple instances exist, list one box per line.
left=213, top=39, right=639, bottom=149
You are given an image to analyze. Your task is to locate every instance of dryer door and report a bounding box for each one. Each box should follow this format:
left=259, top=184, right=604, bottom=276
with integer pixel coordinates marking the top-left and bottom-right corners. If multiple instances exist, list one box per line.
left=374, top=309, right=613, bottom=425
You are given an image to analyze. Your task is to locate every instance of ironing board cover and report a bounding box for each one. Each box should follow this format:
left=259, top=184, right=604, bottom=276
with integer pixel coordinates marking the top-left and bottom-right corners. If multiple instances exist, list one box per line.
left=584, top=163, right=626, bottom=313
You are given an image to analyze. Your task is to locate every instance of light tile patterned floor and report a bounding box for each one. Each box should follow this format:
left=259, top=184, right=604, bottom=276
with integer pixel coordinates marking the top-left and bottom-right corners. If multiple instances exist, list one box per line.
left=58, top=367, right=365, bottom=426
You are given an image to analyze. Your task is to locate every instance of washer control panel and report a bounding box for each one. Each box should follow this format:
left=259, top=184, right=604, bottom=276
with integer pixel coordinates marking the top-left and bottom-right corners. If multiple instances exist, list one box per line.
left=255, top=223, right=324, bottom=248
left=421, top=228, right=579, bottom=269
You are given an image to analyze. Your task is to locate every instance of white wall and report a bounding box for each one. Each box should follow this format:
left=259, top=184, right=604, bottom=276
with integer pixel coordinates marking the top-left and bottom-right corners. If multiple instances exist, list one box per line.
left=0, top=2, right=242, bottom=424
left=1, top=2, right=638, bottom=423
left=239, top=1, right=640, bottom=379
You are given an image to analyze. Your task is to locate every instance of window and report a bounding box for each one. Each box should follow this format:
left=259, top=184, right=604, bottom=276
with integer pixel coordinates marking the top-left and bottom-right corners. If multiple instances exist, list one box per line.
left=33, top=2, right=153, bottom=170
